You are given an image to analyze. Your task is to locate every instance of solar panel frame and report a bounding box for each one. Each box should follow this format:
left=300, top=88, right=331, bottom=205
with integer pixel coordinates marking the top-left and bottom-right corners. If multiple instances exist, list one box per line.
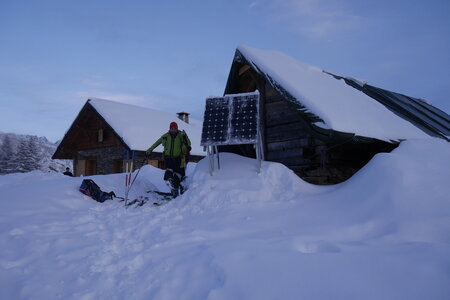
left=201, top=91, right=260, bottom=147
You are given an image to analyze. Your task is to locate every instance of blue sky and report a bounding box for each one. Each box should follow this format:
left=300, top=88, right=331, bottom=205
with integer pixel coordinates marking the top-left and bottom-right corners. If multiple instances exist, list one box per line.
left=1, top=0, right=449, bottom=142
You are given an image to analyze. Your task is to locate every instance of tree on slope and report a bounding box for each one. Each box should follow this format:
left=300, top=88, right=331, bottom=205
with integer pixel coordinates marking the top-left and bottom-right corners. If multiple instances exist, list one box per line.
left=10, top=137, right=41, bottom=173
left=26, top=137, right=42, bottom=171
left=0, top=135, right=15, bottom=174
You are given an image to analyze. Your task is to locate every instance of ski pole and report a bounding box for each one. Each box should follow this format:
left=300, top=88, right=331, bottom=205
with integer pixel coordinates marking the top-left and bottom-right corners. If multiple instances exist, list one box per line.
left=128, top=158, right=148, bottom=192
left=125, top=150, right=129, bottom=205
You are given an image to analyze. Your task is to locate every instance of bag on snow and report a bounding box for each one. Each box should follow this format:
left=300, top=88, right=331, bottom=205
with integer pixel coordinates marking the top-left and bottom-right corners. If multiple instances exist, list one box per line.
left=79, top=179, right=115, bottom=203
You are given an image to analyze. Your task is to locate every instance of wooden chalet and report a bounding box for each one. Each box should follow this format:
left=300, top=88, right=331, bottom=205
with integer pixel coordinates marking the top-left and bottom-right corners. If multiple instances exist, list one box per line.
left=220, top=46, right=450, bottom=184
left=52, top=98, right=204, bottom=176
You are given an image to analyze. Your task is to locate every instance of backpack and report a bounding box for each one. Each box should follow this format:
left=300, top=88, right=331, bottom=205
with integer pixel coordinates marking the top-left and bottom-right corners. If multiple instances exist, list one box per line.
left=182, top=132, right=192, bottom=164
left=79, top=179, right=115, bottom=203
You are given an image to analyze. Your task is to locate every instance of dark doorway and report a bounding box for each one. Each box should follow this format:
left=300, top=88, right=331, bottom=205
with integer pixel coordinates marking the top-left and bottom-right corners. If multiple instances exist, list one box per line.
left=86, top=159, right=97, bottom=176
left=113, top=159, right=123, bottom=173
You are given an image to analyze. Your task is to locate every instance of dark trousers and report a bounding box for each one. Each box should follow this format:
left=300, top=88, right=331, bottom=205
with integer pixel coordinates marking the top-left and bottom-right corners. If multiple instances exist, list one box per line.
left=164, top=156, right=184, bottom=190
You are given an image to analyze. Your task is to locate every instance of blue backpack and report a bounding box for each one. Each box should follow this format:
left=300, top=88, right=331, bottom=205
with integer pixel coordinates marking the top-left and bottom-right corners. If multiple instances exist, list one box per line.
left=79, top=179, right=115, bottom=203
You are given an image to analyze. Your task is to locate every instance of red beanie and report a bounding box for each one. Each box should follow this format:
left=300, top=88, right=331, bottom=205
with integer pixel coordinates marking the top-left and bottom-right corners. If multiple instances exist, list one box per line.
left=169, top=122, right=178, bottom=129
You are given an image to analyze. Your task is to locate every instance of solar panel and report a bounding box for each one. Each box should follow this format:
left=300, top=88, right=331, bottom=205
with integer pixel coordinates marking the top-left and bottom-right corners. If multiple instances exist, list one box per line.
left=230, top=94, right=258, bottom=143
left=201, top=92, right=260, bottom=146
left=201, top=97, right=229, bottom=145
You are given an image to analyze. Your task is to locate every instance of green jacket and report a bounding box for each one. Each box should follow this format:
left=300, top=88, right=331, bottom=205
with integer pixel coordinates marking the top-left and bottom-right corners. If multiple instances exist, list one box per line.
left=147, top=130, right=191, bottom=159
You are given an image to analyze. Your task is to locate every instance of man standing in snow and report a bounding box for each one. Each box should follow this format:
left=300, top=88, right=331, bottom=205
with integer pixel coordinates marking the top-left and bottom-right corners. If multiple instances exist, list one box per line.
left=146, top=122, right=191, bottom=197
left=63, top=167, right=73, bottom=177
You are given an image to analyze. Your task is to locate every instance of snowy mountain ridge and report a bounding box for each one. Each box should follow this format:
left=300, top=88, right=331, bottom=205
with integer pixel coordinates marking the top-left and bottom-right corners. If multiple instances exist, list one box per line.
left=0, top=131, right=71, bottom=174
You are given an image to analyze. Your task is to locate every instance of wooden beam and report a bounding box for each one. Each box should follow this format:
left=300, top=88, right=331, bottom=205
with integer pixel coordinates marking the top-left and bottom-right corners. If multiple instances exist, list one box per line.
left=238, top=65, right=251, bottom=76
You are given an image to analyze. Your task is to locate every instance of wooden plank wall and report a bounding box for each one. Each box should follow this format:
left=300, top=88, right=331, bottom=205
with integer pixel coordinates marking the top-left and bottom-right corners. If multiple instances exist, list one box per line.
left=263, top=86, right=330, bottom=184
left=71, top=106, right=122, bottom=150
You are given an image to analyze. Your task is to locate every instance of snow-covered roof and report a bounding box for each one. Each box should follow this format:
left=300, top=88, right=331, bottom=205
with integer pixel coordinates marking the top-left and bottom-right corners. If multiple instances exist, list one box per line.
left=88, top=98, right=204, bottom=155
left=236, top=45, right=450, bottom=142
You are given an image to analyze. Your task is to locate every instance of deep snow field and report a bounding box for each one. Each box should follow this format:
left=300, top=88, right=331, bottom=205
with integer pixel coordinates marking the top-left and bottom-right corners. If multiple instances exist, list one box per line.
left=1, top=139, right=449, bottom=300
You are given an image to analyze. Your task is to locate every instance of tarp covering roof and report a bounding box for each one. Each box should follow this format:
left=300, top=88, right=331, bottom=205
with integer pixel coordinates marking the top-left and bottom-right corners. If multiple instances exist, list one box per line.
left=88, top=98, right=205, bottom=155
left=324, top=73, right=450, bottom=141
left=237, top=45, right=450, bottom=142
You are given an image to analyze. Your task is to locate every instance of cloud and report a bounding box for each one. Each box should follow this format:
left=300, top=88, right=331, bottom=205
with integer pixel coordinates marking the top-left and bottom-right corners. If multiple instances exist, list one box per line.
left=263, top=0, right=363, bottom=39
left=248, top=1, right=258, bottom=9
left=73, top=91, right=176, bottom=111
left=75, top=91, right=148, bottom=105
left=81, top=76, right=107, bottom=87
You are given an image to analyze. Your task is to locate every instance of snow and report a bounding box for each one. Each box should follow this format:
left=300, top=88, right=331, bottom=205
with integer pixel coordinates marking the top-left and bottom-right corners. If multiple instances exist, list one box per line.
left=88, top=98, right=205, bottom=155
left=237, top=45, right=430, bottom=142
left=1, top=138, right=450, bottom=299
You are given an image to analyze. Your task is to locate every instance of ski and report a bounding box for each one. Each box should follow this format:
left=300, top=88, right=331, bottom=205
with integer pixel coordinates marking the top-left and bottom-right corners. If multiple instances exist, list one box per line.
left=112, top=189, right=176, bottom=208
left=146, top=190, right=173, bottom=196
left=152, top=197, right=173, bottom=206
left=124, top=198, right=141, bottom=207
left=121, top=193, right=173, bottom=208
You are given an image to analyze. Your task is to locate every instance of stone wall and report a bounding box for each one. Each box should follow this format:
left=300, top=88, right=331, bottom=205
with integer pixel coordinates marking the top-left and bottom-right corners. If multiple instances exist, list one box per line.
left=76, top=146, right=126, bottom=175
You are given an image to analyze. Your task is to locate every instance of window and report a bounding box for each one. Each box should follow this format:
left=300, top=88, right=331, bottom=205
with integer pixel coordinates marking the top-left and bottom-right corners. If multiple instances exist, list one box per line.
left=98, top=129, right=104, bottom=142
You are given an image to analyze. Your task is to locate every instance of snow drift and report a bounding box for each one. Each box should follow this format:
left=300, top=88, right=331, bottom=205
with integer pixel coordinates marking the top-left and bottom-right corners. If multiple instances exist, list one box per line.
left=0, top=139, right=449, bottom=299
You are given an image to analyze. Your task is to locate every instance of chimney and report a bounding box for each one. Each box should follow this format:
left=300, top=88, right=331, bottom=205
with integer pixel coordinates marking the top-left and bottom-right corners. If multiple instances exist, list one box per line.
left=177, top=112, right=190, bottom=124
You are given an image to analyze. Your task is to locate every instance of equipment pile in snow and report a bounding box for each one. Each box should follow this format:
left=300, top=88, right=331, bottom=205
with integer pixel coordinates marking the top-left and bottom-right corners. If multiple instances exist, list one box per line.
left=79, top=179, right=116, bottom=203
left=123, top=190, right=174, bottom=208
